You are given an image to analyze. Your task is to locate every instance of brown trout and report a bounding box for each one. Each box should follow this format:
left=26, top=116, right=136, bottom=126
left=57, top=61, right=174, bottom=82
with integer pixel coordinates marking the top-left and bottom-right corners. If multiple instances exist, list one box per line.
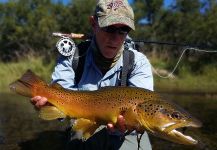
left=9, top=70, right=202, bottom=145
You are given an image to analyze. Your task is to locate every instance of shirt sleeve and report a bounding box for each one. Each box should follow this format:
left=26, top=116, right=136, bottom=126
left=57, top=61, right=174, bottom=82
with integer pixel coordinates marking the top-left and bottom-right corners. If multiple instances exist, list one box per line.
left=51, top=56, right=76, bottom=90
left=128, top=51, right=154, bottom=91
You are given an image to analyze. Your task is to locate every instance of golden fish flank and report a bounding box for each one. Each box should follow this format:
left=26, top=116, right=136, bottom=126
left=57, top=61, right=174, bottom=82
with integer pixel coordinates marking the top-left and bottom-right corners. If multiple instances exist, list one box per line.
left=9, top=70, right=202, bottom=145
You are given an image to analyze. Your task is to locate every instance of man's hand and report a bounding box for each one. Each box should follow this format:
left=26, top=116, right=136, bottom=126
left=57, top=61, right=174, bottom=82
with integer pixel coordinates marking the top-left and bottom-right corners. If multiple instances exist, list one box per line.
left=30, top=96, right=48, bottom=108
left=107, top=115, right=126, bottom=133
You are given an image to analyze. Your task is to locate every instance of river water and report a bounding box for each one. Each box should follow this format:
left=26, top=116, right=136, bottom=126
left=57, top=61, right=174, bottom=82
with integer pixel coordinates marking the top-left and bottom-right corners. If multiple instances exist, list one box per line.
left=0, top=93, right=216, bottom=150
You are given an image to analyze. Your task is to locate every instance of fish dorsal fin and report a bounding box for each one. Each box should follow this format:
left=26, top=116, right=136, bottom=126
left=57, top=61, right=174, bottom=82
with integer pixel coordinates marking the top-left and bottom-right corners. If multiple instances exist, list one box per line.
left=39, top=106, right=66, bottom=120
left=72, top=118, right=99, bottom=140
left=50, top=83, right=64, bottom=89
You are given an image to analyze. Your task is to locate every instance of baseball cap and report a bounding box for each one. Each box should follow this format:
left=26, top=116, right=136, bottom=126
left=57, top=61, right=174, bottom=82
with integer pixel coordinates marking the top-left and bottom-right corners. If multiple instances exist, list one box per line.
left=94, top=0, right=135, bottom=30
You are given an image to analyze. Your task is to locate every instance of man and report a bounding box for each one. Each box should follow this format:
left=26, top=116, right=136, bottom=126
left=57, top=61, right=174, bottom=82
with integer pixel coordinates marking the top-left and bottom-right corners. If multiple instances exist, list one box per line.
left=31, top=0, right=153, bottom=149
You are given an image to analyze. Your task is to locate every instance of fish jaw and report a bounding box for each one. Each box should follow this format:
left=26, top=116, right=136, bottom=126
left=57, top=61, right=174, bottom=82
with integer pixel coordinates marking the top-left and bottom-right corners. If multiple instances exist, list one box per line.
left=167, top=128, right=198, bottom=145
left=158, top=121, right=201, bottom=145
left=138, top=119, right=200, bottom=145
left=156, top=108, right=202, bottom=145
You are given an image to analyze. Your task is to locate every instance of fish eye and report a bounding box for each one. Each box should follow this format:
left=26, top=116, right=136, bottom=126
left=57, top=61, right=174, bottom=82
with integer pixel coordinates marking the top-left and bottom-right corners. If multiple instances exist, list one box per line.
left=171, top=112, right=181, bottom=119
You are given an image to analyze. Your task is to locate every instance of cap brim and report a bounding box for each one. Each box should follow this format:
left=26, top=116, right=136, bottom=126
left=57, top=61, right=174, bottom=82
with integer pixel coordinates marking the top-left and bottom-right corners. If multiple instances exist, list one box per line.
left=98, top=14, right=135, bottom=30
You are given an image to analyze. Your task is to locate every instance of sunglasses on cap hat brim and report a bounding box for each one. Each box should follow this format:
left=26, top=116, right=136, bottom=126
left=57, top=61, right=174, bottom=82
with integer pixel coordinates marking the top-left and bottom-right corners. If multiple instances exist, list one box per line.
left=101, top=25, right=131, bottom=35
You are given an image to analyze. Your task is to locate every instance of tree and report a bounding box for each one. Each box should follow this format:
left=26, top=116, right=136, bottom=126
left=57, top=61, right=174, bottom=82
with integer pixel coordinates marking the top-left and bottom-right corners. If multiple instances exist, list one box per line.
left=59, top=0, right=96, bottom=34
left=0, top=0, right=61, bottom=61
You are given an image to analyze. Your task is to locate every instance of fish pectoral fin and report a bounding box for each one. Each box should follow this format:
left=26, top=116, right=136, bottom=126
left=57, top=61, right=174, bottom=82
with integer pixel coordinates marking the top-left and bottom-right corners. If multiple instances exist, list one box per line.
left=72, top=118, right=99, bottom=140
left=39, top=106, right=66, bottom=120
left=137, top=113, right=154, bottom=133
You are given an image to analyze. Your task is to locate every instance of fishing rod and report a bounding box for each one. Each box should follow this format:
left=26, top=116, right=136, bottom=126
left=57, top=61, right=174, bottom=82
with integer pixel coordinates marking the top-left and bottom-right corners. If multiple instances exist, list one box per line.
left=52, top=32, right=217, bottom=79
left=52, top=32, right=199, bottom=48
left=52, top=32, right=90, bottom=40
left=132, top=40, right=198, bottom=48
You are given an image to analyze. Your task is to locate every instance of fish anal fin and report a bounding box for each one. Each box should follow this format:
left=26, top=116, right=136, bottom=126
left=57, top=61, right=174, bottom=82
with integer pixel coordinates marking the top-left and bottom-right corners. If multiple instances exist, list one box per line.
left=39, top=106, right=66, bottom=120
left=72, top=118, right=99, bottom=140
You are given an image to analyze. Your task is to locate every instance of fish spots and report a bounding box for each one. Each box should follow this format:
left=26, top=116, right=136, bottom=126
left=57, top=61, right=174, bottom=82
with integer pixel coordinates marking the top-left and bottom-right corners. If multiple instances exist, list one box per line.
left=60, top=95, right=64, bottom=99
left=123, top=94, right=127, bottom=97
left=113, top=103, right=117, bottom=107
left=138, top=104, right=142, bottom=108
left=119, top=107, right=127, bottom=112
left=134, top=96, right=141, bottom=99
left=138, top=102, right=167, bottom=117
left=118, top=99, right=123, bottom=103
left=56, top=100, right=64, bottom=105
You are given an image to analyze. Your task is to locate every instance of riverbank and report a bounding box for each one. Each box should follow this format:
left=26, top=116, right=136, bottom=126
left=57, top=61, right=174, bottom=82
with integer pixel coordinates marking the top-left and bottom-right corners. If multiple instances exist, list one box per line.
left=0, top=56, right=217, bottom=93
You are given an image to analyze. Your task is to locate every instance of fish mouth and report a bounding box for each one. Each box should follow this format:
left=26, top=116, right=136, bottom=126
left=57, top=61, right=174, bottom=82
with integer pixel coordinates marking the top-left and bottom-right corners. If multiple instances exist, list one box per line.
left=169, top=128, right=198, bottom=145
left=161, top=120, right=202, bottom=145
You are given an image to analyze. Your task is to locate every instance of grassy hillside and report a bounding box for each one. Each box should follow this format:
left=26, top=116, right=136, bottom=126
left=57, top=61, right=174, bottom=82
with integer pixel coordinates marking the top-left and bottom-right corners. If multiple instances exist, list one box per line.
left=153, top=65, right=217, bottom=93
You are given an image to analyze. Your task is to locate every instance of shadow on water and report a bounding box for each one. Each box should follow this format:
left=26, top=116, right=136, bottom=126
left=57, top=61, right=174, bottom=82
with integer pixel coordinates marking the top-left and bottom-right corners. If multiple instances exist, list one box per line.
left=0, top=92, right=217, bottom=150
left=0, top=93, right=69, bottom=150
left=19, top=130, right=67, bottom=150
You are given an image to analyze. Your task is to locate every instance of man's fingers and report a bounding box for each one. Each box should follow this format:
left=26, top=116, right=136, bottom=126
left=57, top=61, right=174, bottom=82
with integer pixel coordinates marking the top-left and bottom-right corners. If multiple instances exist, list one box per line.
left=107, top=123, right=115, bottom=133
left=30, top=96, right=41, bottom=104
left=117, top=115, right=126, bottom=133
left=117, top=115, right=125, bottom=125
left=38, top=97, right=48, bottom=106
left=107, top=115, right=126, bottom=133
left=31, top=96, right=48, bottom=108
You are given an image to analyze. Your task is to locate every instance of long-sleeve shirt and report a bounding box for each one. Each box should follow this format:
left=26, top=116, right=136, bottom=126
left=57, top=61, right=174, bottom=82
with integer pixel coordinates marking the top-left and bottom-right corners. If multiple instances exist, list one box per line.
left=52, top=42, right=153, bottom=92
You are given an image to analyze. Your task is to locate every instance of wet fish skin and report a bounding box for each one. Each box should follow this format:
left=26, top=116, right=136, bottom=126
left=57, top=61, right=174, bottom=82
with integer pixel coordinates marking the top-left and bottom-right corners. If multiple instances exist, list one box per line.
left=9, top=70, right=202, bottom=145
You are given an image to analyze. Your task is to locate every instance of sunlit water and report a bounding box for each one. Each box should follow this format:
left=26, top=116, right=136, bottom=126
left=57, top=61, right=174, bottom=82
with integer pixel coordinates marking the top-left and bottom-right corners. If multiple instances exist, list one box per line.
left=0, top=93, right=216, bottom=150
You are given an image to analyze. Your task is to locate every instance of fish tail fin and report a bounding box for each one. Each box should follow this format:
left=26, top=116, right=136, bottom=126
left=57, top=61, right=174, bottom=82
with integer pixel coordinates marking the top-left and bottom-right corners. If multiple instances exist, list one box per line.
left=9, top=69, right=46, bottom=97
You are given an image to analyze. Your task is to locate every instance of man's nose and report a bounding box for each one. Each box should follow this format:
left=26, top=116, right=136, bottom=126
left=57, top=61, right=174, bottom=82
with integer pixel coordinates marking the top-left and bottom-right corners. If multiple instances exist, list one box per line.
left=110, top=32, right=125, bottom=42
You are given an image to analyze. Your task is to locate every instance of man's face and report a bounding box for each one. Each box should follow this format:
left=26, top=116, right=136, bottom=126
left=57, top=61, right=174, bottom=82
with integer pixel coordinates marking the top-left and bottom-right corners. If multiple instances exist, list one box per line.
left=92, top=18, right=131, bottom=59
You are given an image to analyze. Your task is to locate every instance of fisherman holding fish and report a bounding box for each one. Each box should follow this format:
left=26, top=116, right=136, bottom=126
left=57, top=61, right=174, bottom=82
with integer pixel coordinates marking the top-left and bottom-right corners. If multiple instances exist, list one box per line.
left=31, top=0, right=154, bottom=149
